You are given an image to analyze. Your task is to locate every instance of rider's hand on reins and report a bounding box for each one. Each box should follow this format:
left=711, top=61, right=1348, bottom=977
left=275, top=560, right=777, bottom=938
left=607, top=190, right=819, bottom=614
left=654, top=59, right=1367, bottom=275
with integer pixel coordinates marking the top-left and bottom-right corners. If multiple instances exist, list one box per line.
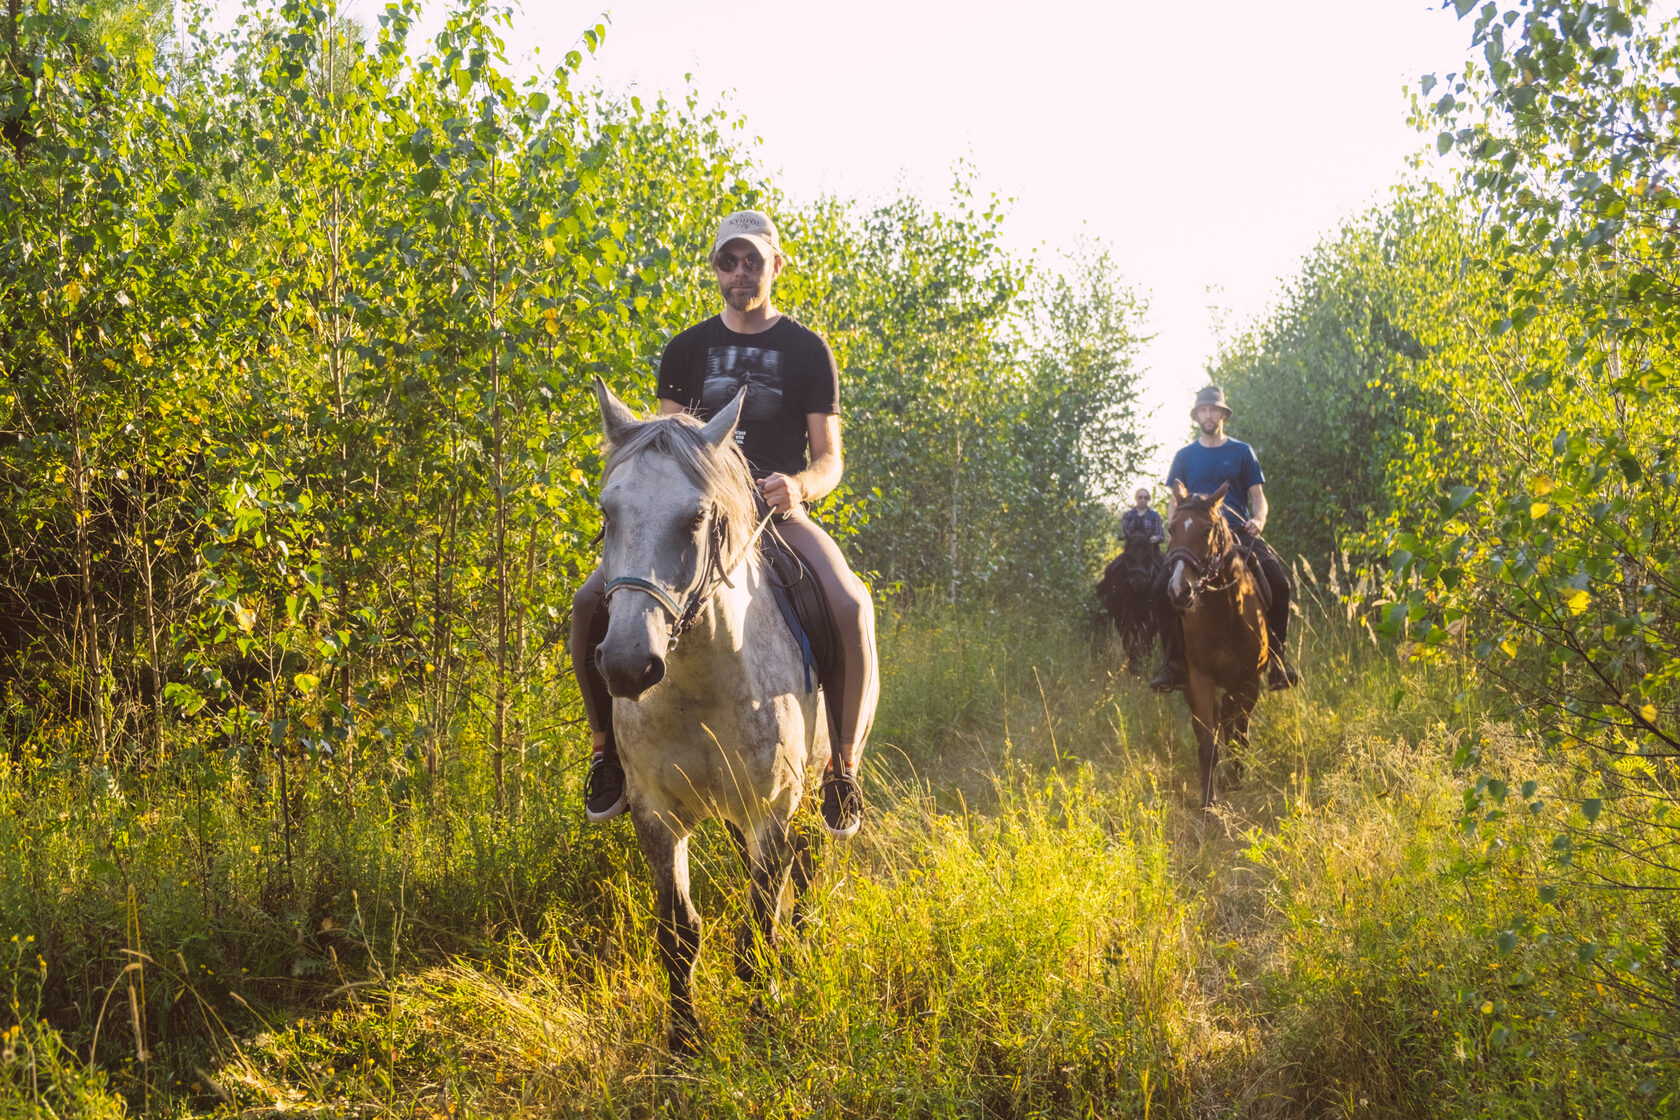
left=759, top=472, right=803, bottom=516
left=1244, top=518, right=1263, bottom=537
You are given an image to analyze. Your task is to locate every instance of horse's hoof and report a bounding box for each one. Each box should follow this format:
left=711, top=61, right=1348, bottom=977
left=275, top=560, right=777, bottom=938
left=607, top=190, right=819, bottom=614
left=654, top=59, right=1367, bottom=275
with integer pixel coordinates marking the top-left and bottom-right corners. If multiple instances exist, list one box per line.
left=667, top=1021, right=702, bottom=1057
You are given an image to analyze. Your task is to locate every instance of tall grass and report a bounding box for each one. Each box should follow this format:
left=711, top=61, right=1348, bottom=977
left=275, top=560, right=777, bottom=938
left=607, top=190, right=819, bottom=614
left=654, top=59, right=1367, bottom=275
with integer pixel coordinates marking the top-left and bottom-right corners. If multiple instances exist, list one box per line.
left=1, top=596, right=1673, bottom=1117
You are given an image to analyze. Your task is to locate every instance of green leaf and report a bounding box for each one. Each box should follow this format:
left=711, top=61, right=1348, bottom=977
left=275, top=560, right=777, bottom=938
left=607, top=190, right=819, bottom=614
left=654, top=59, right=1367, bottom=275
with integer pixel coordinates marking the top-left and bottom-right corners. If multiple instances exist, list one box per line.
left=1581, top=798, right=1602, bottom=822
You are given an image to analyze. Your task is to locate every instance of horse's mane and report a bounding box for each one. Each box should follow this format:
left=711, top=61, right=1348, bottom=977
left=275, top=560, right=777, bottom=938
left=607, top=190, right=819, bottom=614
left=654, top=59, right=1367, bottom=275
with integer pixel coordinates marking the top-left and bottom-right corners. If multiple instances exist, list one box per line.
left=602, top=413, right=758, bottom=560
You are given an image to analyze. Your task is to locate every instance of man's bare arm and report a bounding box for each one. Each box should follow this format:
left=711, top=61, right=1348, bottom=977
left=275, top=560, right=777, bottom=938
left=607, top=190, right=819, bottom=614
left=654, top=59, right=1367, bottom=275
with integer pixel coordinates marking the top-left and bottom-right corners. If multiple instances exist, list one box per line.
left=761, top=414, right=841, bottom=514
left=1246, top=483, right=1268, bottom=536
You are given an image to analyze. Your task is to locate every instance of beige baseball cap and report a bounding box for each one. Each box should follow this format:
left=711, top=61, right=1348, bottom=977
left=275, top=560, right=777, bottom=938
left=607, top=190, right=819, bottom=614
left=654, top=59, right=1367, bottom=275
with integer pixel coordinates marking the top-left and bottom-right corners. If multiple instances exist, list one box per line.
left=710, top=209, right=781, bottom=262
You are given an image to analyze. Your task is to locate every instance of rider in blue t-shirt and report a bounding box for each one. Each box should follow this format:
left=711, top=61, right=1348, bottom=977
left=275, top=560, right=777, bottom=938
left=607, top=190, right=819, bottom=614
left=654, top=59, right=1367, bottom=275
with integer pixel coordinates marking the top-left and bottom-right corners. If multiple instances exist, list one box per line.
left=1150, top=385, right=1300, bottom=692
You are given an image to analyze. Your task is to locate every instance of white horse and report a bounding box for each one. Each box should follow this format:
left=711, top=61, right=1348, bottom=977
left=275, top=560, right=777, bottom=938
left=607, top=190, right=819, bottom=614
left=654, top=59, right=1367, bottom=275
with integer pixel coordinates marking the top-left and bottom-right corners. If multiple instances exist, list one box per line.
left=591, top=377, right=825, bottom=1052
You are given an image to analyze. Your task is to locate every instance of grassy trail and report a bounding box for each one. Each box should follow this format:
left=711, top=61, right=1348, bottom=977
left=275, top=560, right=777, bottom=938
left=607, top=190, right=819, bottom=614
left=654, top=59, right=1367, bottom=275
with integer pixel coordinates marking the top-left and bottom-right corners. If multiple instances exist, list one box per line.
left=2, top=599, right=1671, bottom=1118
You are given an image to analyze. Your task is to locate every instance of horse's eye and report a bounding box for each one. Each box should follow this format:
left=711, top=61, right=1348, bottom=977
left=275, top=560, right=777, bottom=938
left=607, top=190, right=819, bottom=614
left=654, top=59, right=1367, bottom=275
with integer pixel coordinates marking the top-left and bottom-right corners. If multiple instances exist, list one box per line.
left=691, top=510, right=706, bottom=530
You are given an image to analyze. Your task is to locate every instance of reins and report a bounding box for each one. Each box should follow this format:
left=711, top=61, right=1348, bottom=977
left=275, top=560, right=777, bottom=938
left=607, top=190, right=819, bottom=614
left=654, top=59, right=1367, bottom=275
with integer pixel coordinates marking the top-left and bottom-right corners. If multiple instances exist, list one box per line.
left=1167, top=518, right=1248, bottom=598
left=603, top=506, right=778, bottom=651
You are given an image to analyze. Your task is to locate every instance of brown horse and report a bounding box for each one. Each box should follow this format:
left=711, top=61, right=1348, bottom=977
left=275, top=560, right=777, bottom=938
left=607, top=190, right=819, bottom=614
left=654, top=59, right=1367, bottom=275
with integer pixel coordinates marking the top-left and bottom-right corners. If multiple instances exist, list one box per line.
left=1165, top=480, right=1268, bottom=810
left=1096, top=523, right=1163, bottom=675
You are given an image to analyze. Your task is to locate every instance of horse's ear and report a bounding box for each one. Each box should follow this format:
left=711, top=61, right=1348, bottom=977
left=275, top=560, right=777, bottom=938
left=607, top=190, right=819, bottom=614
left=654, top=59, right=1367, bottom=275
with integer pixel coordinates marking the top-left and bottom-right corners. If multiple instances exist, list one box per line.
left=1210, top=481, right=1230, bottom=506
left=593, top=376, right=638, bottom=447
left=699, top=387, right=746, bottom=449
left=1171, top=480, right=1190, bottom=503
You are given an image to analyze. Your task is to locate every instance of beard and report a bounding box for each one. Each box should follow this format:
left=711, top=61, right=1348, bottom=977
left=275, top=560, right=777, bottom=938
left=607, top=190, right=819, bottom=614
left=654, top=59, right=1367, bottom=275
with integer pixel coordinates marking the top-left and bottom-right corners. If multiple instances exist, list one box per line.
left=1199, top=416, right=1222, bottom=435
left=722, top=280, right=767, bottom=313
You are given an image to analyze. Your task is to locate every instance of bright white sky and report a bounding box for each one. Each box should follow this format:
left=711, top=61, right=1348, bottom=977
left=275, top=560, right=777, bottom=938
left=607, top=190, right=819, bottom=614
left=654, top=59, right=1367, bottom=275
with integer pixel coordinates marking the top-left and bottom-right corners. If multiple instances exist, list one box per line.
left=325, top=0, right=1477, bottom=479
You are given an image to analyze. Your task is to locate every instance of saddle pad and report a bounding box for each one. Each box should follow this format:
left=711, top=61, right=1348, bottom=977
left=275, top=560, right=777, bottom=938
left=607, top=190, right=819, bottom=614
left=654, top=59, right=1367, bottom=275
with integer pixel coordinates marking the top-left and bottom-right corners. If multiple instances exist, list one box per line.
left=760, top=531, right=838, bottom=695
left=1240, top=538, right=1274, bottom=613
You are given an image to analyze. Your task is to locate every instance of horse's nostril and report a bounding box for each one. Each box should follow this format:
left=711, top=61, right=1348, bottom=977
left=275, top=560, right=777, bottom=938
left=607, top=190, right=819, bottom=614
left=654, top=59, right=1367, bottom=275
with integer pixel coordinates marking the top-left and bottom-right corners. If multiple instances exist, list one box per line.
left=638, top=657, right=666, bottom=692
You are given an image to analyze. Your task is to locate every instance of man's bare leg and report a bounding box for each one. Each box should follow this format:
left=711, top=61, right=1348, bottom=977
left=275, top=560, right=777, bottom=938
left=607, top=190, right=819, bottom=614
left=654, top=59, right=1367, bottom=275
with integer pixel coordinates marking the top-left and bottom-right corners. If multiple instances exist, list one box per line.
left=570, top=567, right=626, bottom=820
left=776, top=511, right=878, bottom=837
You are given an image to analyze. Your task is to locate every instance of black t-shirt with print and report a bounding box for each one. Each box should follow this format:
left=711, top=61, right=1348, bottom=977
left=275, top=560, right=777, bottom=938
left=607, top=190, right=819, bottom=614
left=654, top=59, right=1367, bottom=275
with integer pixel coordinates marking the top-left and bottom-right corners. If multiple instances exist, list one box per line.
left=656, top=315, right=840, bottom=478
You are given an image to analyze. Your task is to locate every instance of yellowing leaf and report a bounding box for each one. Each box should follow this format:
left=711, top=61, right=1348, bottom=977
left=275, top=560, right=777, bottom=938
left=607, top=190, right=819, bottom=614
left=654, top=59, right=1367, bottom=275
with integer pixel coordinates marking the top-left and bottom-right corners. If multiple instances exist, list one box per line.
left=1529, top=502, right=1550, bottom=518
left=1640, top=704, right=1658, bottom=724
left=294, top=672, right=320, bottom=696
left=1565, top=588, right=1591, bottom=615
left=233, top=602, right=256, bottom=633
left=1500, top=638, right=1518, bottom=658
left=1531, top=473, right=1556, bottom=496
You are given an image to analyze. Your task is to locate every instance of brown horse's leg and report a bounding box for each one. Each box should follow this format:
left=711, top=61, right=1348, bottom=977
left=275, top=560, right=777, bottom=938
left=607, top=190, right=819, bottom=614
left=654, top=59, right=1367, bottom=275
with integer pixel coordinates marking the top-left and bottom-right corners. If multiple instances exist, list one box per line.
left=1185, top=670, right=1221, bottom=810
left=735, top=817, right=795, bottom=989
left=633, top=816, right=702, bottom=1053
left=1222, top=677, right=1261, bottom=785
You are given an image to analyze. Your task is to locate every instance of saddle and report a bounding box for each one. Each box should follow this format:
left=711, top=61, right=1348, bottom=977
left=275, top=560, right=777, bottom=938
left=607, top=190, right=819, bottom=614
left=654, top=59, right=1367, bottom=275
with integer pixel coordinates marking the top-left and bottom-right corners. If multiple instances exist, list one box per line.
left=1235, top=533, right=1275, bottom=613
left=761, top=529, right=837, bottom=687
left=759, top=524, right=844, bottom=750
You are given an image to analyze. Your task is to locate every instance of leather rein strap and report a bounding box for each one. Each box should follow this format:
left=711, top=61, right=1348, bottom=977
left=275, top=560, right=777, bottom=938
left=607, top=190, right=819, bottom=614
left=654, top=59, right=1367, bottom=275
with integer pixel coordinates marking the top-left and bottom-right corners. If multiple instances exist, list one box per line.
left=1166, top=535, right=1245, bottom=596
left=602, top=508, right=777, bottom=651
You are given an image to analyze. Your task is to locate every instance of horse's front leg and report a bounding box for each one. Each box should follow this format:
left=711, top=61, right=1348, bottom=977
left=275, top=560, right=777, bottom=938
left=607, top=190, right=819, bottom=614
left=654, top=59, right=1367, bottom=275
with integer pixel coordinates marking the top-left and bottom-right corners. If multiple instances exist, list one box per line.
left=632, top=813, right=702, bottom=1053
left=787, top=824, right=815, bottom=935
left=1185, top=669, right=1221, bottom=810
left=734, top=816, right=795, bottom=989
left=1221, top=676, right=1261, bottom=786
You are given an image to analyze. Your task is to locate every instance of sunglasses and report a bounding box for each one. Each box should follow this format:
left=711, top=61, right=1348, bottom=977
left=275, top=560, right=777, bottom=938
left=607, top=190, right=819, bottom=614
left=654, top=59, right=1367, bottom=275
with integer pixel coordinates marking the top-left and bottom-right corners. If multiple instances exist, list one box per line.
left=713, top=251, right=766, bottom=274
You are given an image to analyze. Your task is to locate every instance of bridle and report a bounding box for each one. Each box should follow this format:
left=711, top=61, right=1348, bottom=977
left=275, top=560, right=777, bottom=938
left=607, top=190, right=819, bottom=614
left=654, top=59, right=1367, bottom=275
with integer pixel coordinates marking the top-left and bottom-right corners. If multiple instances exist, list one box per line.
left=602, top=506, right=777, bottom=651
left=1166, top=515, right=1244, bottom=600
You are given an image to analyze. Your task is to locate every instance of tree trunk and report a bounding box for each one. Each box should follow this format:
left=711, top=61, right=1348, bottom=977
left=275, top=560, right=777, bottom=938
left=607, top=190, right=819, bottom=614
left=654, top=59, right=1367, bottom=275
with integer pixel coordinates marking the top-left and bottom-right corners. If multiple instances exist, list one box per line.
left=489, top=218, right=509, bottom=812
left=72, top=414, right=106, bottom=762
left=138, top=448, right=164, bottom=766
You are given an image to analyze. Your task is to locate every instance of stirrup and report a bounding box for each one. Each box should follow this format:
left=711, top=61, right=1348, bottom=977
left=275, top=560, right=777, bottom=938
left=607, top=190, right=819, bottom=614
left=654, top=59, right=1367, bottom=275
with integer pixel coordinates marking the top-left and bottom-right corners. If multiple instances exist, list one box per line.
left=1150, top=663, right=1185, bottom=693
left=819, top=771, right=863, bottom=840
left=1267, top=656, right=1300, bottom=691
left=584, top=750, right=627, bottom=822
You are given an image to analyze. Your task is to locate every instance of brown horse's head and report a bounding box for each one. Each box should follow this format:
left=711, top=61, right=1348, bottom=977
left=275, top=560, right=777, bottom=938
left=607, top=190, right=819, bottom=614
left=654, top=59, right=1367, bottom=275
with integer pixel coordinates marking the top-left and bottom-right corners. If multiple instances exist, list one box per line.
left=1165, top=480, right=1236, bottom=612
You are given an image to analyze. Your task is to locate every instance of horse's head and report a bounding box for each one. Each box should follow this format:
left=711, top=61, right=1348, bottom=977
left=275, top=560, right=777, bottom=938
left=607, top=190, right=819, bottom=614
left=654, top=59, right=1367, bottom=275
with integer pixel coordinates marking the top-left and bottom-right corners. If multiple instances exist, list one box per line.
left=592, top=378, right=756, bottom=701
left=1165, top=480, right=1235, bottom=613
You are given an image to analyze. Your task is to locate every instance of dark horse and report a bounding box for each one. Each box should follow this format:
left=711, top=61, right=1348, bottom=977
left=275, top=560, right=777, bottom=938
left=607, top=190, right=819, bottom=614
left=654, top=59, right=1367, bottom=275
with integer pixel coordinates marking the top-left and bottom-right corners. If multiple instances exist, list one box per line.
left=1164, top=480, right=1269, bottom=810
left=1095, top=522, right=1163, bottom=675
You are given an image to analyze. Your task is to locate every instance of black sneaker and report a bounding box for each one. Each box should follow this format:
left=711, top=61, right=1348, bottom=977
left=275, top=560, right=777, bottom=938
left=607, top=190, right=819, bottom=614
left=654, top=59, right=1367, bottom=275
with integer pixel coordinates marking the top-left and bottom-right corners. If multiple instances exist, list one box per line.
left=819, top=771, right=863, bottom=840
left=584, top=751, right=627, bottom=822
left=1150, top=662, right=1186, bottom=693
left=1267, top=657, right=1301, bottom=691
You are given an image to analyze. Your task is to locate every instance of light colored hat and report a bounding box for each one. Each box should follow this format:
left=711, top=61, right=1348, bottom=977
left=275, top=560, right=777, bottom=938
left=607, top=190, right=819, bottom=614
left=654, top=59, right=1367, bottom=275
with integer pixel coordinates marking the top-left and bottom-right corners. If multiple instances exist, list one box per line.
left=710, top=209, right=781, bottom=262
left=1191, top=384, right=1232, bottom=418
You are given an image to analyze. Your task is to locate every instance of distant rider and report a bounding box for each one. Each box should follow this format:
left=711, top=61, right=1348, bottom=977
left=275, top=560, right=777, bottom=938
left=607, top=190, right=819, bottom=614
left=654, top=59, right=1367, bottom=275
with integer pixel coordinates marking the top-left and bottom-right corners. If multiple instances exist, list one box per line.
left=1149, top=385, right=1300, bottom=693
left=570, top=209, right=878, bottom=839
left=1122, top=486, right=1164, bottom=548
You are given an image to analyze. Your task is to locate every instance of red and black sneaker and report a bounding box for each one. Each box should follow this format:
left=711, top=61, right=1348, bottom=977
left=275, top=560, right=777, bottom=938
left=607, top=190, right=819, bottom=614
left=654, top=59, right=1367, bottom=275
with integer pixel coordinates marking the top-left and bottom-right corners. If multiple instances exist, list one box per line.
left=584, top=747, right=627, bottom=822
left=819, top=769, right=863, bottom=840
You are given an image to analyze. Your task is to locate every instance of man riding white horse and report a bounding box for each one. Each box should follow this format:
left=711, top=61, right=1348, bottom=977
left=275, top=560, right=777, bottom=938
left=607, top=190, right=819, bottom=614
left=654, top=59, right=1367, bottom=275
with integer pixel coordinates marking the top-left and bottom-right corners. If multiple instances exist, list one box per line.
left=1150, top=385, right=1300, bottom=693
left=570, top=209, right=879, bottom=839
